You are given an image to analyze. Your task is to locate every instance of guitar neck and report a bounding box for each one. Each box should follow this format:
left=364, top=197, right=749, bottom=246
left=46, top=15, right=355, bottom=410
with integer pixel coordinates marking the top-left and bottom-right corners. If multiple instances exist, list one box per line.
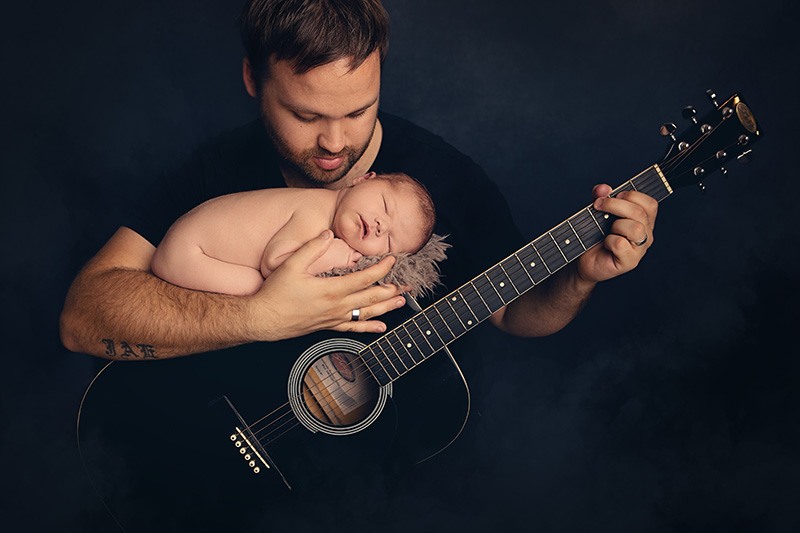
left=360, top=164, right=673, bottom=386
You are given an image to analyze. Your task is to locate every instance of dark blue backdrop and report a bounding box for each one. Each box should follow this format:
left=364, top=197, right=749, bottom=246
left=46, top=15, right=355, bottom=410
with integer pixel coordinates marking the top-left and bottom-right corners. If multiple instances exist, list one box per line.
left=2, top=0, right=798, bottom=531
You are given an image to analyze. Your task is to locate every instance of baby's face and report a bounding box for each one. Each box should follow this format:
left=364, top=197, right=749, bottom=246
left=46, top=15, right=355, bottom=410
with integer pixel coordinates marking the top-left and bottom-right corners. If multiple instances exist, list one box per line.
left=332, top=179, right=427, bottom=257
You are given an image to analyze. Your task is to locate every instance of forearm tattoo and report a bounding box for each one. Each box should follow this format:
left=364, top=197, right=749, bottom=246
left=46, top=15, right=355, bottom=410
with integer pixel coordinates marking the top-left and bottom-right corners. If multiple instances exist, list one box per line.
left=101, top=339, right=158, bottom=359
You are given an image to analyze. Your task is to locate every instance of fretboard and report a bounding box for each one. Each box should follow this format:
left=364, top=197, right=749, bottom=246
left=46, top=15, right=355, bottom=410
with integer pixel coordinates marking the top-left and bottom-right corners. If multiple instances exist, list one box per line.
left=360, top=164, right=673, bottom=386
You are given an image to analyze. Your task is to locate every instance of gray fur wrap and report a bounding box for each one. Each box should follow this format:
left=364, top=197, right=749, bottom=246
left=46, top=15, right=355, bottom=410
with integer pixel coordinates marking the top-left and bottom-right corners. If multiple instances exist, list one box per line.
left=318, top=234, right=450, bottom=298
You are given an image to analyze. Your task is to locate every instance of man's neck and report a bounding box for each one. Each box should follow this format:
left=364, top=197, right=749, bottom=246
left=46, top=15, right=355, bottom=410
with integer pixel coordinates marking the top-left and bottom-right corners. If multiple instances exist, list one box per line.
left=282, top=119, right=383, bottom=190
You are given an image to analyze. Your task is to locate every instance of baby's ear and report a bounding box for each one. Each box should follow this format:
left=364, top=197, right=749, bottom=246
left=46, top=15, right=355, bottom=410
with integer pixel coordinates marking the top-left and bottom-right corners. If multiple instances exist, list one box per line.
left=352, top=171, right=377, bottom=185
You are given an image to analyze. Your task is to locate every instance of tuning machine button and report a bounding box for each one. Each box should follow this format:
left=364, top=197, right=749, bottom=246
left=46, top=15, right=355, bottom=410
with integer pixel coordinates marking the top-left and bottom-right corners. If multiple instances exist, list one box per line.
left=682, top=106, right=698, bottom=124
left=659, top=122, right=677, bottom=141
left=720, top=166, right=729, bottom=176
left=706, top=90, right=719, bottom=107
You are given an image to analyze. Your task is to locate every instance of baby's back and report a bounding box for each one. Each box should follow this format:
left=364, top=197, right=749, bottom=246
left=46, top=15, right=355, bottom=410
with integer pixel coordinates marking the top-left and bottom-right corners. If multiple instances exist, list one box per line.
left=158, top=188, right=335, bottom=269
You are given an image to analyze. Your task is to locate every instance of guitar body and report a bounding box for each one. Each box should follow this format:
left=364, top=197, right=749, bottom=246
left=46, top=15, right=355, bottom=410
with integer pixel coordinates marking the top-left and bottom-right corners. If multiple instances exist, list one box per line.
left=78, top=332, right=471, bottom=531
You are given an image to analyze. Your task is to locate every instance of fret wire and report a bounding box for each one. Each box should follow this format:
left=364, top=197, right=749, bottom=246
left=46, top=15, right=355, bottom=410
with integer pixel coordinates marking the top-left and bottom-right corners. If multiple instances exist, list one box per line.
left=377, top=337, right=403, bottom=377
left=386, top=328, right=413, bottom=374
left=367, top=343, right=397, bottom=381
left=400, top=323, right=425, bottom=363
left=481, top=272, right=506, bottom=305
left=513, top=252, right=536, bottom=285
left=415, top=312, right=446, bottom=352
left=443, top=297, right=469, bottom=331
left=458, top=287, right=485, bottom=323
left=488, top=264, right=520, bottom=303
left=389, top=329, right=415, bottom=369
left=356, top=352, right=380, bottom=384
left=365, top=344, right=390, bottom=377
left=362, top=346, right=390, bottom=385
left=566, top=219, right=587, bottom=251
left=432, top=303, right=458, bottom=339
left=446, top=288, right=478, bottom=326
left=547, top=232, right=569, bottom=263
left=532, top=244, right=552, bottom=274
left=536, top=236, right=567, bottom=271
left=471, top=274, right=503, bottom=310
left=498, top=263, right=521, bottom=294
left=405, top=319, right=434, bottom=356
left=571, top=211, right=602, bottom=248
left=467, top=281, right=492, bottom=315
left=585, top=206, right=605, bottom=234
left=501, top=256, right=533, bottom=294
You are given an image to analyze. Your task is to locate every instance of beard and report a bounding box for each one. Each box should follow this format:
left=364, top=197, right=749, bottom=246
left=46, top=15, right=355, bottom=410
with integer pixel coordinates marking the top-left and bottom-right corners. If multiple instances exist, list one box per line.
left=263, top=116, right=375, bottom=187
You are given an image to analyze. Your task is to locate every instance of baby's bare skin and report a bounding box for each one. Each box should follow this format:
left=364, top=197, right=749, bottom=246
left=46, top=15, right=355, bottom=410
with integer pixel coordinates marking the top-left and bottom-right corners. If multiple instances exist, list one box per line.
left=151, top=174, right=428, bottom=296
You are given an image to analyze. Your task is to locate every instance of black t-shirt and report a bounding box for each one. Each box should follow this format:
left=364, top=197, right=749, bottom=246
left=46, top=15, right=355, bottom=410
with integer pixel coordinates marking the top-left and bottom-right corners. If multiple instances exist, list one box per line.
left=116, top=112, right=529, bottom=528
left=124, top=111, right=525, bottom=302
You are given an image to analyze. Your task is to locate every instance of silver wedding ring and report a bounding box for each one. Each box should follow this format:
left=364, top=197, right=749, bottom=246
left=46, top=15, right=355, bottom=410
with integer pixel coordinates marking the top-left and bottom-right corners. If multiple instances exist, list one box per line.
left=351, top=308, right=361, bottom=321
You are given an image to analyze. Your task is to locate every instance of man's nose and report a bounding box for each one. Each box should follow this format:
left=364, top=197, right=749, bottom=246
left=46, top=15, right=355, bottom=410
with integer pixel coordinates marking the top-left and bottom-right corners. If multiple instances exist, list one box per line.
left=318, top=120, right=346, bottom=154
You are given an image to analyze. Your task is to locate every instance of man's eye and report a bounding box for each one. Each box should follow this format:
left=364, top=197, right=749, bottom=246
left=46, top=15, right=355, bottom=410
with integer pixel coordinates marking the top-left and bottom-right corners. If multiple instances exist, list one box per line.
left=294, top=113, right=317, bottom=123
left=348, top=110, right=367, bottom=119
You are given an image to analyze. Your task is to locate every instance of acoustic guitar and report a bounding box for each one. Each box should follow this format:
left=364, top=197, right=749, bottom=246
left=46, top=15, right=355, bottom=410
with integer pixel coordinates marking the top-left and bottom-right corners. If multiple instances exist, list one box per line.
left=77, top=92, right=761, bottom=531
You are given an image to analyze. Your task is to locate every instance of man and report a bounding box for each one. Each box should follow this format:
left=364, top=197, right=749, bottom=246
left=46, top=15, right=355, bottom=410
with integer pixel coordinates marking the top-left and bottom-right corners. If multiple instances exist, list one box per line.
left=60, top=1, right=658, bottom=529
left=59, top=0, right=656, bottom=362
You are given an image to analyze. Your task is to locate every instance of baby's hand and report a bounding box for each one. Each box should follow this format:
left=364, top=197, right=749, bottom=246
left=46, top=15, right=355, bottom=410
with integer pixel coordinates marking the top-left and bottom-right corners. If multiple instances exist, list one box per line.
left=330, top=238, right=362, bottom=269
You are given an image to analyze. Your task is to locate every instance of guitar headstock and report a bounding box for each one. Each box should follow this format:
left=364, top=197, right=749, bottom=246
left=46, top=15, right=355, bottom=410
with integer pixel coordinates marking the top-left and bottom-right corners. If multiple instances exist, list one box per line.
left=658, top=92, right=762, bottom=191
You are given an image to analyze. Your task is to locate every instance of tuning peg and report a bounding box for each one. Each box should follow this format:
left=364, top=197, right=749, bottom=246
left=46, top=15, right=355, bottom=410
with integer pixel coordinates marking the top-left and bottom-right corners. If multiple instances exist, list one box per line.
left=737, top=149, right=753, bottom=164
left=706, top=89, right=719, bottom=107
left=659, top=122, right=677, bottom=141
left=682, top=106, right=698, bottom=124
left=697, top=182, right=706, bottom=193
left=720, top=166, right=728, bottom=176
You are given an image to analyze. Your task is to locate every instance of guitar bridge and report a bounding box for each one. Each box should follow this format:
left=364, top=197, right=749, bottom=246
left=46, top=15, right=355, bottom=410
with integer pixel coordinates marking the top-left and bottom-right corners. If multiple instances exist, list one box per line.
left=220, top=396, right=292, bottom=489
left=229, top=426, right=270, bottom=474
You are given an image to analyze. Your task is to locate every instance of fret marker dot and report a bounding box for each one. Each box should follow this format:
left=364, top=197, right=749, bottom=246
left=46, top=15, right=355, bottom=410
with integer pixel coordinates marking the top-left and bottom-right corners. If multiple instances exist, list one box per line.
left=406, top=343, right=412, bottom=349
left=565, top=239, right=571, bottom=245
left=426, top=330, right=431, bottom=335
left=604, top=214, right=610, bottom=219
left=467, top=320, right=473, bottom=326
left=451, top=296, right=457, bottom=301
left=530, top=262, right=536, bottom=267
left=499, top=282, right=505, bottom=287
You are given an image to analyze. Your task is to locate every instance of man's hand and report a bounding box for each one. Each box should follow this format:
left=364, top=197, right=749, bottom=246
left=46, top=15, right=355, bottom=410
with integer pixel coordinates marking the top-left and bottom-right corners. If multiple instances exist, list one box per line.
left=576, top=183, right=658, bottom=284
left=246, top=230, right=407, bottom=341
left=490, top=183, right=658, bottom=338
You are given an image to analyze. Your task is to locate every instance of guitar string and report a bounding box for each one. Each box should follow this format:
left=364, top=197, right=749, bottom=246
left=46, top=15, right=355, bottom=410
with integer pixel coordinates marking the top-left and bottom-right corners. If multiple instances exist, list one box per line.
left=243, top=118, right=731, bottom=446
left=244, top=197, right=633, bottom=442
left=244, top=175, right=668, bottom=441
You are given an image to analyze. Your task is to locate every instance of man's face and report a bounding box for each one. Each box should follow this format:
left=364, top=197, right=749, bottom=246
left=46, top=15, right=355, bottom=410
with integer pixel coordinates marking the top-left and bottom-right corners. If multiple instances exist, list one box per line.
left=333, top=177, right=428, bottom=257
left=253, top=52, right=381, bottom=187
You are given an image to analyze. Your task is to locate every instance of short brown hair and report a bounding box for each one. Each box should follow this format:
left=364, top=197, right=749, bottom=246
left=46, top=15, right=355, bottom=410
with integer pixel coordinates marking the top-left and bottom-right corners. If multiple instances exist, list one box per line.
left=374, top=172, right=436, bottom=252
left=239, top=0, right=390, bottom=83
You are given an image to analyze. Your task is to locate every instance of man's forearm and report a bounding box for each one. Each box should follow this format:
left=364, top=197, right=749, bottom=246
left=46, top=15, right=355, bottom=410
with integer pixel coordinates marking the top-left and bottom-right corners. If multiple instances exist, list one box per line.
left=60, top=267, right=255, bottom=359
left=491, top=265, right=596, bottom=337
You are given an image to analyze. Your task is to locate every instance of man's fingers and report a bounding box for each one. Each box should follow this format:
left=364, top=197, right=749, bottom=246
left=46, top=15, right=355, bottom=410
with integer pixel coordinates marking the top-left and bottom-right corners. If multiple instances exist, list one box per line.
left=338, top=255, right=397, bottom=290
left=283, top=230, right=334, bottom=271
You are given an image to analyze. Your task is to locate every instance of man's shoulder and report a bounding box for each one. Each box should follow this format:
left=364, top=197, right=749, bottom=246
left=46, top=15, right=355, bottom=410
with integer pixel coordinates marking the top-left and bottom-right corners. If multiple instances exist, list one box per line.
left=377, top=111, right=479, bottom=170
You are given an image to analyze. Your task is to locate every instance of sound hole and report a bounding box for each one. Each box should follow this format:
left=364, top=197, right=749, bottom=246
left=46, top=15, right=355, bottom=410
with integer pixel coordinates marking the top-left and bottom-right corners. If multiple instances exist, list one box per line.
left=300, top=351, right=380, bottom=428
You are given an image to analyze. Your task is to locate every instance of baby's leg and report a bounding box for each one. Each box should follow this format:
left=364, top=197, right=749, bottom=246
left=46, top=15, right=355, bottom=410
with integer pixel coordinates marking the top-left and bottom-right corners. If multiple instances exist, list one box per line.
left=152, top=244, right=265, bottom=296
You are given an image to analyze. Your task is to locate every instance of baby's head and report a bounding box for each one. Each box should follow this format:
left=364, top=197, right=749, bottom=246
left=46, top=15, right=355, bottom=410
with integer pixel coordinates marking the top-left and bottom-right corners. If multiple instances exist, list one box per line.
left=332, top=171, right=435, bottom=257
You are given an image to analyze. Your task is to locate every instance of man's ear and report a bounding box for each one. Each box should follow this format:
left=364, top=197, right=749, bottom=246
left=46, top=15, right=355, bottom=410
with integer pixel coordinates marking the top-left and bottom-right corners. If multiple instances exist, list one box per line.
left=242, top=58, right=258, bottom=98
left=351, top=171, right=377, bottom=185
